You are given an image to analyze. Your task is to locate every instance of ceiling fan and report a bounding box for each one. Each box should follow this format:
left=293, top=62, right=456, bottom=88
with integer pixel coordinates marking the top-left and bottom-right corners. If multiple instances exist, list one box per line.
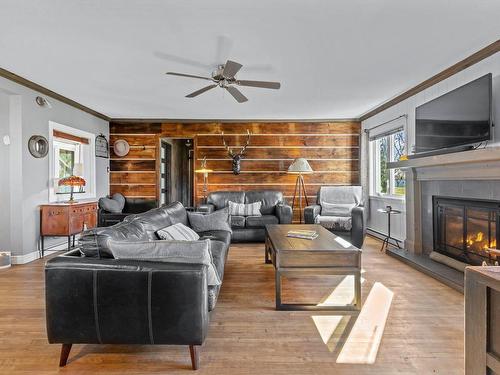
left=166, top=60, right=280, bottom=103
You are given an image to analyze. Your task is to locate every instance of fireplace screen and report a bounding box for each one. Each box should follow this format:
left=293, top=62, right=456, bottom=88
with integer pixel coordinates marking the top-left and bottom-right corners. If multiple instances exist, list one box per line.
left=433, top=196, right=499, bottom=265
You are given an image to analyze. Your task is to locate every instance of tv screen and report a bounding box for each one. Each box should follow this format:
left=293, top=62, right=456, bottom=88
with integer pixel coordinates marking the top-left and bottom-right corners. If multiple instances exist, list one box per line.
left=415, top=73, right=492, bottom=154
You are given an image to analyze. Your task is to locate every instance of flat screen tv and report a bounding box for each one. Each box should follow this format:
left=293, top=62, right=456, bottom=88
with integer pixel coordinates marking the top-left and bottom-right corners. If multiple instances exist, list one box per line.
left=415, top=73, right=492, bottom=155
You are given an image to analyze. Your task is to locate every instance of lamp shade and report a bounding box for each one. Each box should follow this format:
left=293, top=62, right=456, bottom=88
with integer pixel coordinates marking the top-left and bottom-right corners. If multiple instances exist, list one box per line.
left=58, top=175, right=86, bottom=187
left=287, top=158, right=313, bottom=174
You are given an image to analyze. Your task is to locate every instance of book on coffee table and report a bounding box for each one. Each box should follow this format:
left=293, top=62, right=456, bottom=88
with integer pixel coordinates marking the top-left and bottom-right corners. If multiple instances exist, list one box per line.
left=286, top=230, right=319, bottom=240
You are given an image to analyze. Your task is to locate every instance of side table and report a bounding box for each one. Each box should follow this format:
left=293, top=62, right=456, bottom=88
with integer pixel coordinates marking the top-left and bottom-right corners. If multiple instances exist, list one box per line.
left=377, top=206, right=402, bottom=252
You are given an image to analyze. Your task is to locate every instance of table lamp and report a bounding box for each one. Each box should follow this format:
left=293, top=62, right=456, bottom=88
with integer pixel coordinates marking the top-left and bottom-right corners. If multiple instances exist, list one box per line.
left=58, top=175, right=86, bottom=203
left=287, top=158, right=313, bottom=223
left=195, top=157, right=213, bottom=204
left=58, top=164, right=86, bottom=203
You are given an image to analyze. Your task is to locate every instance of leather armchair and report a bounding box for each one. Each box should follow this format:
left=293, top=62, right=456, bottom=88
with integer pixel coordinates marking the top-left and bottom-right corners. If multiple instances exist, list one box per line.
left=304, top=204, right=321, bottom=224
left=304, top=186, right=366, bottom=249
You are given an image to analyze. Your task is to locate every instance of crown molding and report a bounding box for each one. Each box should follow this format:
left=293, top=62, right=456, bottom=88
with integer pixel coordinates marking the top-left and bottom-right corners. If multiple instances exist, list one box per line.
left=109, top=118, right=360, bottom=123
left=0, top=67, right=110, bottom=121
left=359, top=39, right=500, bottom=121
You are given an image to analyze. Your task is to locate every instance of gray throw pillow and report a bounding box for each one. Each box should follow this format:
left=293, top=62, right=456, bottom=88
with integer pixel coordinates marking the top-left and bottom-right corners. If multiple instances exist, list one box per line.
left=228, top=201, right=262, bottom=216
left=188, top=209, right=232, bottom=233
left=156, top=223, right=200, bottom=241
left=107, top=239, right=221, bottom=286
left=99, top=193, right=126, bottom=213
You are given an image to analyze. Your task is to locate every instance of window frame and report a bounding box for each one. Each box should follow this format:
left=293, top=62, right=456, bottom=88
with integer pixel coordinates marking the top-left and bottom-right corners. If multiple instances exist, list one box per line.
left=369, top=130, right=406, bottom=200
left=48, top=121, right=96, bottom=202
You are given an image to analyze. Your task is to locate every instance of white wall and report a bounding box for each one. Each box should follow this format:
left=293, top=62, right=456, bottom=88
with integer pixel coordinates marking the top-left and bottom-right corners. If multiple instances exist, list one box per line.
left=0, top=77, right=109, bottom=261
left=361, top=52, right=500, bottom=242
left=0, top=92, right=11, bottom=253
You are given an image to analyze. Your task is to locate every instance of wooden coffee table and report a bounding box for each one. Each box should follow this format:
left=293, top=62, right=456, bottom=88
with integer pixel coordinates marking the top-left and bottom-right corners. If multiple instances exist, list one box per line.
left=265, top=224, right=362, bottom=312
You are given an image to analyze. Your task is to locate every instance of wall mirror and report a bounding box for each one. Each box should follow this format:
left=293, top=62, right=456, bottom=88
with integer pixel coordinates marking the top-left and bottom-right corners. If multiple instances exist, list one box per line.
left=28, top=135, right=49, bottom=158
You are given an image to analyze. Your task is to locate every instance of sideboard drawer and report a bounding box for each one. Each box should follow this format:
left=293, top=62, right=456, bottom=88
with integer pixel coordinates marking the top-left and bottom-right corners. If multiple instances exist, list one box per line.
left=42, top=208, right=69, bottom=235
left=69, top=215, right=85, bottom=234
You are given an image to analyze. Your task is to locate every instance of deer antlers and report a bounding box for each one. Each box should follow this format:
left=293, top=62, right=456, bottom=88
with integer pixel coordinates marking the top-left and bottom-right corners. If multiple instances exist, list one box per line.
left=221, top=129, right=251, bottom=157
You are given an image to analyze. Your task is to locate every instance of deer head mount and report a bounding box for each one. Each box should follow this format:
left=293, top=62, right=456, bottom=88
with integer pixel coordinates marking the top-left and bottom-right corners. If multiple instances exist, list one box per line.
left=221, top=130, right=251, bottom=175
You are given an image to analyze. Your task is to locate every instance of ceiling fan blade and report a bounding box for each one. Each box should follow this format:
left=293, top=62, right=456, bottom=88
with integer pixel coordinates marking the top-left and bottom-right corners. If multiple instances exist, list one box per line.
left=222, top=60, right=243, bottom=79
left=186, top=84, right=218, bottom=98
left=225, top=86, right=248, bottom=103
left=236, top=80, right=281, bottom=89
left=166, top=72, right=213, bottom=81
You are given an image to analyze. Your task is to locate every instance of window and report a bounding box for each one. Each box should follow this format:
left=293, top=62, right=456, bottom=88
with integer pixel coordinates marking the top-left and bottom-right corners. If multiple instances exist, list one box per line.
left=49, top=122, right=96, bottom=202
left=371, top=129, right=406, bottom=197
left=53, top=139, right=81, bottom=194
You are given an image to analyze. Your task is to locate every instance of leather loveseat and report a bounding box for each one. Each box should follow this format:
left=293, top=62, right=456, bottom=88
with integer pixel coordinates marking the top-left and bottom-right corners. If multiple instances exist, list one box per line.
left=197, top=190, right=293, bottom=242
left=45, top=201, right=231, bottom=370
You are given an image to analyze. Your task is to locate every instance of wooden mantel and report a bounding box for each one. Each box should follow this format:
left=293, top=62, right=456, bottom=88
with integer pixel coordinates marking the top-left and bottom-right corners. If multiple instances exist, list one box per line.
left=387, top=146, right=500, bottom=170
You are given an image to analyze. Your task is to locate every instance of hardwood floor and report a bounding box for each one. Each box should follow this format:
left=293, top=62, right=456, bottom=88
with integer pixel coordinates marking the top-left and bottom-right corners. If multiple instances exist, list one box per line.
left=0, top=236, right=464, bottom=374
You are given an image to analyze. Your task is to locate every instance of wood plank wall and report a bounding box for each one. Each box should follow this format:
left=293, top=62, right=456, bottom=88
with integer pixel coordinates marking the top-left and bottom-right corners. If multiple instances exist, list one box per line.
left=109, top=121, right=360, bottom=222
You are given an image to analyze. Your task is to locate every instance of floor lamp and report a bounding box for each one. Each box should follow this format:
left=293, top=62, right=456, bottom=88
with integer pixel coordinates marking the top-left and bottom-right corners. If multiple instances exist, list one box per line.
left=195, top=157, right=213, bottom=204
left=288, top=158, right=313, bottom=223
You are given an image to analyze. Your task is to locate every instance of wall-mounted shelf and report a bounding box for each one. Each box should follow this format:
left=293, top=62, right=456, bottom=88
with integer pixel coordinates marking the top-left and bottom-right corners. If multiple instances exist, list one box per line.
left=387, top=146, right=500, bottom=169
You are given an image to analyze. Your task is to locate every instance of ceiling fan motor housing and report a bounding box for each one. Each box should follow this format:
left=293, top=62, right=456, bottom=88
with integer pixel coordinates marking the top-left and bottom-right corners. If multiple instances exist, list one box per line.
left=212, top=65, right=233, bottom=82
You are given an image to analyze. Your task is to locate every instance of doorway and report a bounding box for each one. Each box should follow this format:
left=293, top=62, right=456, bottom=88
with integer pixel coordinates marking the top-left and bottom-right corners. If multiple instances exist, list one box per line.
left=159, top=138, right=194, bottom=208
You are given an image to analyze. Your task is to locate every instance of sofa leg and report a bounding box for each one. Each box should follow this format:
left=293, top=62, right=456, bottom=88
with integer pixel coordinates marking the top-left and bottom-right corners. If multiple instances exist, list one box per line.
left=59, top=344, right=72, bottom=367
left=189, top=345, right=200, bottom=370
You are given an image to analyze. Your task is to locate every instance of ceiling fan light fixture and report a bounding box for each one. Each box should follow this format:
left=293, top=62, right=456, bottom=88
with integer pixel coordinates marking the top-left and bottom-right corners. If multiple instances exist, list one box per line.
left=166, top=59, right=280, bottom=103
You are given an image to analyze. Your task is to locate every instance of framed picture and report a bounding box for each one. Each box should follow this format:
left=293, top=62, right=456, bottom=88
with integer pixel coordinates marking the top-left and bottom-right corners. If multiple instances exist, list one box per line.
left=95, top=134, right=109, bottom=158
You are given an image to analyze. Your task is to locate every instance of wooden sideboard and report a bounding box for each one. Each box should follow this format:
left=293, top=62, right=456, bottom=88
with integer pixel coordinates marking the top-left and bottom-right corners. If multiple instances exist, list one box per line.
left=465, top=266, right=500, bottom=374
left=40, top=201, right=97, bottom=256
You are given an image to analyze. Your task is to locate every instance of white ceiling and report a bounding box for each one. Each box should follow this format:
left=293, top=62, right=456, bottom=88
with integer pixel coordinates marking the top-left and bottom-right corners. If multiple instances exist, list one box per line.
left=0, top=0, right=499, bottom=120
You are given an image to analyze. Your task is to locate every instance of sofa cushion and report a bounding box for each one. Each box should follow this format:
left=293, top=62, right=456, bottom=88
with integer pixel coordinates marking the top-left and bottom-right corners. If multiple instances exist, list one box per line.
left=321, top=201, right=357, bottom=217
left=228, top=201, right=262, bottom=216
left=99, top=193, right=126, bottom=213
left=245, top=215, right=279, bottom=228
left=207, top=191, right=245, bottom=210
left=188, top=209, right=232, bottom=233
left=132, top=202, right=188, bottom=240
left=79, top=219, right=149, bottom=258
left=245, top=190, right=283, bottom=215
left=197, top=230, right=232, bottom=246
left=107, top=239, right=221, bottom=286
left=230, top=215, right=246, bottom=228
left=156, top=223, right=200, bottom=241
left=315, top=215, right=352, bottom=231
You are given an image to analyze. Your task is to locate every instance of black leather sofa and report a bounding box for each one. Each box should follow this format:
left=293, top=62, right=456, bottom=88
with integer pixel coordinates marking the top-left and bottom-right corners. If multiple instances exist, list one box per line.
left=45, top=201, right=231, bottom=370
left=98, top=198, right=157, bottom=227
left=197, top=190, right=292, bottom=242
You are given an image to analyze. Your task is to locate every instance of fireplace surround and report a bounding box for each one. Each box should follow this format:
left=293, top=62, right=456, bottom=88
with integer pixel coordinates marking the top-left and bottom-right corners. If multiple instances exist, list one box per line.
left=433, top=196, right=499, bottom=265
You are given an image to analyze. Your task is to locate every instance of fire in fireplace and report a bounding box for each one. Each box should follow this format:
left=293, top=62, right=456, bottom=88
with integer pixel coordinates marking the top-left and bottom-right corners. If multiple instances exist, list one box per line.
left=433, top=196, right=499, bottom=265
